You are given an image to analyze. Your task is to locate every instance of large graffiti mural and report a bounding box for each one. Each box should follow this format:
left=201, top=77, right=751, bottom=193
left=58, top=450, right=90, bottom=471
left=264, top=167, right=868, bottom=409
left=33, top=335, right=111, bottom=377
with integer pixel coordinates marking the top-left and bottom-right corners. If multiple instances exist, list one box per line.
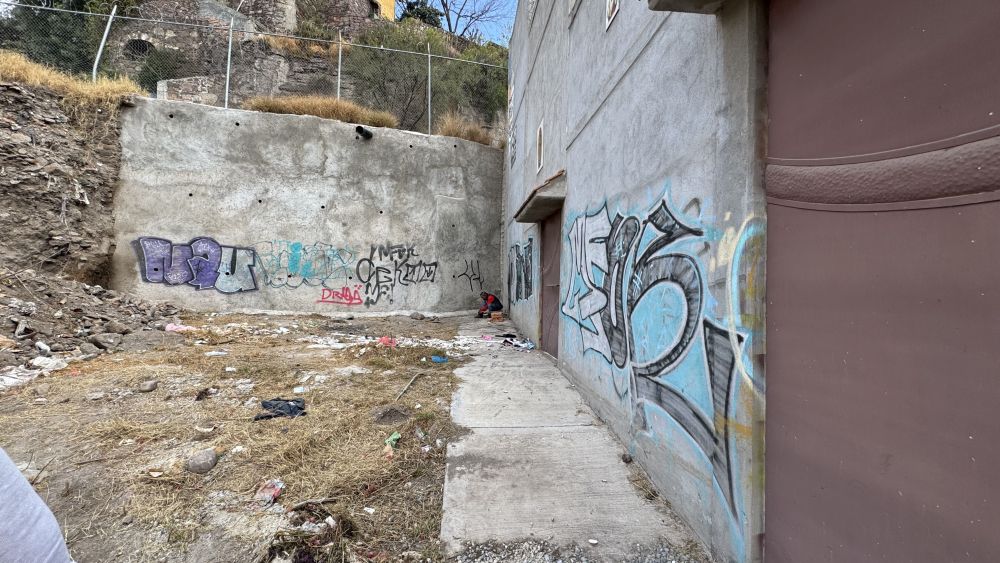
left=135, top=237, right=482, bottom=308
left=135, top=237, right=258, bottom=293
left=355, top=243, right=439, bottom=307
left=507, top=238, right=533, bottom=302
left=561, top=192, right=749, bottom=520
left=253, top=241, right=357, bottom=289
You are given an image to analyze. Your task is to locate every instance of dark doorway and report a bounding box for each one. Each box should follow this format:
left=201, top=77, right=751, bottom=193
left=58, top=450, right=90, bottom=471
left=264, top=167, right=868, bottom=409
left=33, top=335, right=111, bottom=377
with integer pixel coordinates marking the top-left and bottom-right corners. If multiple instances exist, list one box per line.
left=539, top=210, right=561, bottom=358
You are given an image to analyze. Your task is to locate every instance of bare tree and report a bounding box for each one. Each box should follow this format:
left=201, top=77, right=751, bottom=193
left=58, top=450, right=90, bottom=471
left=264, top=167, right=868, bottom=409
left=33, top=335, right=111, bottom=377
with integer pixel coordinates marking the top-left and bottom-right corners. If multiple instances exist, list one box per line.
left=397, top=0, right=508, bottom=38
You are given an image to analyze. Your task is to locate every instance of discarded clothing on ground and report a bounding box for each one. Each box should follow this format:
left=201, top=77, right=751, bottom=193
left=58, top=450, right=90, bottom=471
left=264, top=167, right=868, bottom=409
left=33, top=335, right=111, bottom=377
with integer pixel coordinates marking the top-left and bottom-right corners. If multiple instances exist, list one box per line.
left=501, top=338, right=536, bottom=351
left=253, top=398, right=307, bottom=421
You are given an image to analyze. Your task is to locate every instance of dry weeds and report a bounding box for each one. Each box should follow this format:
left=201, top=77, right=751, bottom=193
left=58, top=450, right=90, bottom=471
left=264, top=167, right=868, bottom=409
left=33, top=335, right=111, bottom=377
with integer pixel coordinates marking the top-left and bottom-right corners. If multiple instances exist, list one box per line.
left=0, top=50, right=142, bottom=120
left=0, top=314, right=466, bottom=561
left=434, top=111, right=492, bottom=146
left=262, top=35, right=350, bottom=60
left=243, top=95, right=400, bottom=129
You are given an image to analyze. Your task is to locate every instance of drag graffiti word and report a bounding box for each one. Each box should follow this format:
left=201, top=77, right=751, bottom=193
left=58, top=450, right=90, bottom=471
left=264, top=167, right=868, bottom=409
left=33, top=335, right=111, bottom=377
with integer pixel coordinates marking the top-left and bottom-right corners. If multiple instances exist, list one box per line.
left=456, top=259, right=484, bottom=292
left=254, top=241, right=356, bottom=289
left=561, top=196, right=743, bottom=517
left=135, top=237, right=258, bottom=293
left=317, top=285, right=364, bottom=306
left=355, top=244, right=438, bottom=307
left=507, top=238, right=533, bottom=302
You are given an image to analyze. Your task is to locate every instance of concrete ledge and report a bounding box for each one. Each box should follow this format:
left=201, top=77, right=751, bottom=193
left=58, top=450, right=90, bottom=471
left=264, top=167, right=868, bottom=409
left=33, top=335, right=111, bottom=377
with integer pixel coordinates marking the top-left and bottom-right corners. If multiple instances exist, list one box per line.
left=514, top=170, right=566, bottom=223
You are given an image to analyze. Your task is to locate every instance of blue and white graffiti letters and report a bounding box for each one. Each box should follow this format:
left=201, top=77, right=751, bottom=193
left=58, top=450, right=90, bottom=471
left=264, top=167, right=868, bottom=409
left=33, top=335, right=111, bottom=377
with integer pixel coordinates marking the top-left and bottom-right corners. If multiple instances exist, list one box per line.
left=253, top=241, right=357, bottom=289
left=456, top=259, right=484, bottom=292
left=135, top=237, right=258, bottom=293
left=355, top=244, right=438, bottom=307
left=562, top=195, right=743, bottom=517
left=507, top=239, right=533, bottom=302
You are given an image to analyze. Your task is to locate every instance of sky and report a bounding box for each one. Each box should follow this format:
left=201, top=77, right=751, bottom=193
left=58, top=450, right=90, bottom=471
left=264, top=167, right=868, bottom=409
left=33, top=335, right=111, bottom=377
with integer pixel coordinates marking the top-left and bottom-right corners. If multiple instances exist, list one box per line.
left=477, top=0, right=518, bottom=46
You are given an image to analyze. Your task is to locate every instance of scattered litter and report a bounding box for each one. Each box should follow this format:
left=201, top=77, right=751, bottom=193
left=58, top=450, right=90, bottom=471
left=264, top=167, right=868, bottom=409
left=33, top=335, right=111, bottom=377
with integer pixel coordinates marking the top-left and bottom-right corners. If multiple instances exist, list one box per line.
left=481, top=334, right=494, bottom=341
left=254, top=478, right=285, bottom=506
left=363, top=507, right=376, bottom=515
left=253, top=398, right=307, bottom=421
left=377, top=336, right=398, bottom=348
left=0, top=366, right=41, bottom=391
left=275, top=327, right=290, bottom=334
left=35, top=341, right=50, bottom=354
left=231, top=445, right=246, bottom=454
left=194, top=424, right=216, bottom=435
left=383, top=431, right=401, bottom=460
left=224, top=366, right=237, bottom=373
left=431, top=356, right=448, bottom=363
left=501, top=338, right=536, bottom=351
left=147, top=470, right=164, bottom=478
left=421, top=445, right=432, bottom=454
left=204, top=350, right=228, bottom=357
left=588, top=539, right=599, bottom=546
left=292, top=386, right=308, bottom=394
left=165, top=323, right=197, bottom=332
left=497, top=333, right=517, bottom=338
left=195, top=387, right=218, bottom=401
left=33, top=398, right=47, bottom=404
left=29, top=356, right=67, bottom=373
left=414, top=403, right=421, bottom=409
left=420, top=357, right=427, bottom=362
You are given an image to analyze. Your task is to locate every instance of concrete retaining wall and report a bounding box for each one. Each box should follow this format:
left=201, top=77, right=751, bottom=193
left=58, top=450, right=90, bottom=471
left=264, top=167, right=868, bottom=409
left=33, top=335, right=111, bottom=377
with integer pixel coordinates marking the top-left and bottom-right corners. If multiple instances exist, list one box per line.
left=504, top=1, right=765, bottom=561
left=111, top=98, right=503, bottom=314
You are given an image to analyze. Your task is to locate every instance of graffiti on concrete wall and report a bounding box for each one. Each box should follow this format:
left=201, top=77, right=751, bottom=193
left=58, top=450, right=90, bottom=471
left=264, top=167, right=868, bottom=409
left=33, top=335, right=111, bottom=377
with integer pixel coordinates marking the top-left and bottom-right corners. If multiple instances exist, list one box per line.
left=507, top=238, right=533, bottom=302
left=317, top=285, right=364, bottom=306
left=135, top=236, right=258, bottom=293
left=253, top=241, right=357, bottom=289
left=561, top=193, right=747, bottom=518
left=355, top=243, right=438, bottom=307
left=456, top=259, right=484, bottom=292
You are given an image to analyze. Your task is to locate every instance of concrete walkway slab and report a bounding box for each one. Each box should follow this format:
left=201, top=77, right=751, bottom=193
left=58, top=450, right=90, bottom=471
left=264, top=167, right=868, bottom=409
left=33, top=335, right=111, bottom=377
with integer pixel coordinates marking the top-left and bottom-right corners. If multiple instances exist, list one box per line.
left=442, top=320, right=706, bottom=561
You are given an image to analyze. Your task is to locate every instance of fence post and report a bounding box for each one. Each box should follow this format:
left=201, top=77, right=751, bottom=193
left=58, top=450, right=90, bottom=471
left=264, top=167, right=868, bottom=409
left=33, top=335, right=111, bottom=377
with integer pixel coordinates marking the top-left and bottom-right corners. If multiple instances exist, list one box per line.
left=336, top=30, right=343, bottom=99
left=426, top=42, right=432, bottom=135
left=224, top=17, right=235, bottom=108
left=91, top=4, right=117, bottom=82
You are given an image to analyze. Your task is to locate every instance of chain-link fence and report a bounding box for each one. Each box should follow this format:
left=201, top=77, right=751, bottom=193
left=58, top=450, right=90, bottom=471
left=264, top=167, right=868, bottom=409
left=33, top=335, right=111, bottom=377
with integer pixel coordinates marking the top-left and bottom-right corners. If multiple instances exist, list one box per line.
left=0, top=0, right=507, bottom=135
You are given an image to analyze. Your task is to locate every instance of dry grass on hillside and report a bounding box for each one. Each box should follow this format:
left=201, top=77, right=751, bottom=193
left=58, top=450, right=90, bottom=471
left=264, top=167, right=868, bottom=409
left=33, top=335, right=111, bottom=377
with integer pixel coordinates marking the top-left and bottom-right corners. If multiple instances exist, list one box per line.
left=434, top=111, right=492, bottom=146
left=243, top=95, right=399, bottom=128
left=263, top=35, right=350, bottom=60
left=0, top=50, right=142, bottom=118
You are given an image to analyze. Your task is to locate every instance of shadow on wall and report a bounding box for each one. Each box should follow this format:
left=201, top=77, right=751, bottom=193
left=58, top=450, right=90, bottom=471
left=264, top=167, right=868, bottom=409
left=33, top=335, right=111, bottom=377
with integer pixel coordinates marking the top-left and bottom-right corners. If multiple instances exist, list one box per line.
left=560, top=183, right=765, bottom=559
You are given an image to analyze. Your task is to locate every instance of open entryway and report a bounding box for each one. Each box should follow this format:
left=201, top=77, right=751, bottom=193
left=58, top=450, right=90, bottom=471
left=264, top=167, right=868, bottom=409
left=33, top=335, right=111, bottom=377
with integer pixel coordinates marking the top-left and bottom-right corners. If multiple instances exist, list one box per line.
left=539, top=209, right=561, bottom=358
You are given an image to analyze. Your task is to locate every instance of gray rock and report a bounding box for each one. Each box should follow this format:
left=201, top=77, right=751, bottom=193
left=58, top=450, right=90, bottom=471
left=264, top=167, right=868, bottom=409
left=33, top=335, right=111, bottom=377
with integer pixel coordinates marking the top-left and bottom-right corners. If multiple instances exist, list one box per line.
left=103, top=320, right=131, bottom=335
left=29, top=321, right=55, bottom=336
left=409, top=312, right=426, bottom=320
left=86, top=391, right=105, bottom=401
left=185, top=448, right=218, bottom=474
left=78, top=342, right=101, bottom=355
left=34, top=341, right=50, bottom=355
left=88, top=333, right=122, bottom=350
left=138, top=380, right=158, bottom=393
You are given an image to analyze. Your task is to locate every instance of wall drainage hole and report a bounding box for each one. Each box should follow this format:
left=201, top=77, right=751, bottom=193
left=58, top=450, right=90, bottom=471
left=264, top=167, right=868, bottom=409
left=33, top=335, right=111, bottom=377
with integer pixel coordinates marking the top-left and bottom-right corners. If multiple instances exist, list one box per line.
left=321, top=205, right=326, bottom=209
left=258, top=199, right=263, bottom=203
left=453, top=144, right=457, bottom=148
left=235, top=122, right=240, bottom=126
left=379, top=210, right=383, bottom=214
left=409, top=144, right=413, bottom=148
left=188, top=193, right=193, bottom=197
left=355, top=136, right=360, bottom=140
left=168, top=113, right=174, bottom=118
left=153, top=268, right=159, bottom=272
left=348, top=276, right=353, bottom=280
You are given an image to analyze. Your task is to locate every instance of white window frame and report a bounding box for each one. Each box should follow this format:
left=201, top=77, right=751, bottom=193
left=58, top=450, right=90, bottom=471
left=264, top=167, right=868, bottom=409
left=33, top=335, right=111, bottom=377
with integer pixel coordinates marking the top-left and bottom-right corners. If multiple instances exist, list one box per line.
left=535, top=120, right=544, bottom=173
left=605, top=0, right=620, bottom=30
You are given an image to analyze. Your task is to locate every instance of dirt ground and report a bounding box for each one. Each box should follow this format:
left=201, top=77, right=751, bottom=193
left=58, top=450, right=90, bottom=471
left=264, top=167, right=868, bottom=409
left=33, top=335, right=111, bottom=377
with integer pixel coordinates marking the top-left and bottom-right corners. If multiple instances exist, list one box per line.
left=0, top=312, right=474, bottom=563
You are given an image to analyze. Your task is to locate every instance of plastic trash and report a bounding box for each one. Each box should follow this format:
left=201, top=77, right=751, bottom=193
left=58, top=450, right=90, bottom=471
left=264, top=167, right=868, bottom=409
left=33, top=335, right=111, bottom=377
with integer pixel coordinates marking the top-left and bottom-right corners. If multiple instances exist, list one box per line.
left=431, top=356, right=448, bottom=363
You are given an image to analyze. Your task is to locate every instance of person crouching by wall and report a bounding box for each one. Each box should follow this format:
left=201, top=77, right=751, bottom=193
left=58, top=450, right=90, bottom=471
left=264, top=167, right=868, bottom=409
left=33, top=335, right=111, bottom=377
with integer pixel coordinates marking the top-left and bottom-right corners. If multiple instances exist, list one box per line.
left=477, top=291, right=503, bottom=318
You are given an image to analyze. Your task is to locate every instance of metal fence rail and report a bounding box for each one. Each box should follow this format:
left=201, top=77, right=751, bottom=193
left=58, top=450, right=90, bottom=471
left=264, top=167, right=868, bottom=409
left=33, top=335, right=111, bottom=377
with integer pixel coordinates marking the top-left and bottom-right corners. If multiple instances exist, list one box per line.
left=0, top=0, right=507, bottom=135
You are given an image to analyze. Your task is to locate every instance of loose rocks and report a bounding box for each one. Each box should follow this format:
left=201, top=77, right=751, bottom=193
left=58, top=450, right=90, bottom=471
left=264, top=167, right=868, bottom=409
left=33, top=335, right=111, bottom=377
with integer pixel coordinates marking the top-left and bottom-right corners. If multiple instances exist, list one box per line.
left=185, top=448, right=218, bottom=474
left=88, top=333, right=122, bottom=350
left=138, top=380, right=158, bottom=393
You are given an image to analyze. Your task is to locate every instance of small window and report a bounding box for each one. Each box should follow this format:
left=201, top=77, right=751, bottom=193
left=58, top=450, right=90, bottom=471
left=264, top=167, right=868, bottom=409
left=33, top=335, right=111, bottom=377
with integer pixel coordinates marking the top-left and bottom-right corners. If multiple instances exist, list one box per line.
left=536, top=121, right=544, bottom=173
left=605, top=0, right=620, bottom=30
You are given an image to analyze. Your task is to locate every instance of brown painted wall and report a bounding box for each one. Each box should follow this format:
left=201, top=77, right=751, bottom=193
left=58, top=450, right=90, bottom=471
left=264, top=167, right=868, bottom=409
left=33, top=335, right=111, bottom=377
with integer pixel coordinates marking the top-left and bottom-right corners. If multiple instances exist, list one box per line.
left=768, top=0, right=1000, bottom=166
left=765, top=0, right=1000, bottom=561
